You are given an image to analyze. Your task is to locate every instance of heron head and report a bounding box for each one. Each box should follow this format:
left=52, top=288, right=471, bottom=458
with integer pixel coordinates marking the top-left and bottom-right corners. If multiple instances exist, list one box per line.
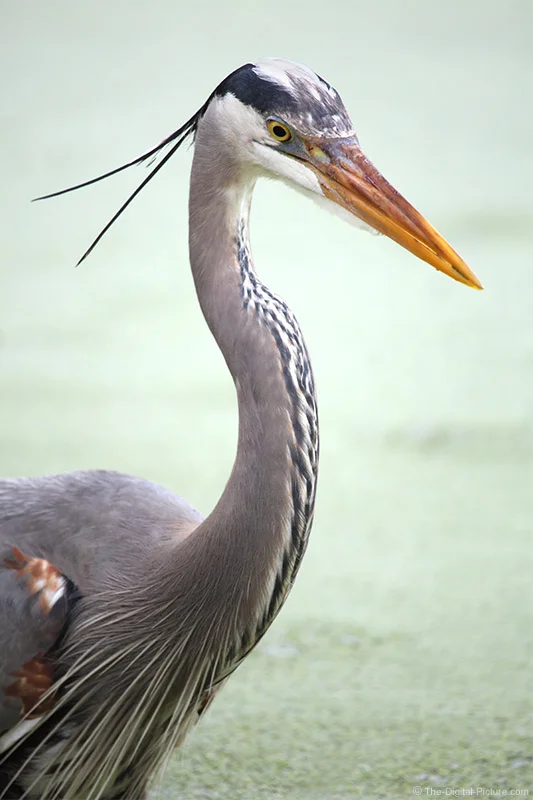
left=202, top=57, right=481, bottom=290
left=40, top=57, right=481, bottom=287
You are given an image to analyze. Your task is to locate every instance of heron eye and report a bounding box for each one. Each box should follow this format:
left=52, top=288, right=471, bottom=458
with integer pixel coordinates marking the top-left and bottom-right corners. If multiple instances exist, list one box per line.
left=267, top=120, right=292, bottom=142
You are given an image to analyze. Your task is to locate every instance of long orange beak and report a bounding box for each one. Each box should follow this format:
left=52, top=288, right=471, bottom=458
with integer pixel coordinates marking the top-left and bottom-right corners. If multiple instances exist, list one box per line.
left=304, top=138, right=482, bottom=289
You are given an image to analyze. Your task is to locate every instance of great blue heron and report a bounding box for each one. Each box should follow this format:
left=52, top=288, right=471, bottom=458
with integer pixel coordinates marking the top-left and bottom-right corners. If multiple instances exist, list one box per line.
left=0, top=58, right=481, bottom=799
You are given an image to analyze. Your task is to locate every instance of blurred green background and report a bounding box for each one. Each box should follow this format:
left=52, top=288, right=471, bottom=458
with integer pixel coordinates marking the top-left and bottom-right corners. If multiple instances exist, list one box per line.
left=1, top=1, right=532, bottom=797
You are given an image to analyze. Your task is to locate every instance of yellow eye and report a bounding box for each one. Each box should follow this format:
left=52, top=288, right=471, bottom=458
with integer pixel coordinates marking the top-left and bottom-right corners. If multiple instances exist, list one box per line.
left=267, top=119, right=292, bottom=142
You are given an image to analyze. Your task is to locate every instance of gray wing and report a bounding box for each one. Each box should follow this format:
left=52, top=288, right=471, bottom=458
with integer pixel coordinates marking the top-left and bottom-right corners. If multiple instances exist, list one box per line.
left=0, top=469, right=203, bottom=733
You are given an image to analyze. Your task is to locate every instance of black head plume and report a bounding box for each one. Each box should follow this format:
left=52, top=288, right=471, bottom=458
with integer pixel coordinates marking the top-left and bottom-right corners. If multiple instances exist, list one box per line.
left=34, top=106, right=207, bottom=265
left=34, top=64, right=266, bottom=265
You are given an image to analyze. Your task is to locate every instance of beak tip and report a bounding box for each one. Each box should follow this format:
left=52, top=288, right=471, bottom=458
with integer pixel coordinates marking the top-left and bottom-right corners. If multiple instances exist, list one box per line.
left=457, top=268, right=483, bottom=291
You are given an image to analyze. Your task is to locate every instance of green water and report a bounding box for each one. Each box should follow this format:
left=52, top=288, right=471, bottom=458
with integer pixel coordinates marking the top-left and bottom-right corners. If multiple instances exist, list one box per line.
left=2, top=1, right=532, bottom=797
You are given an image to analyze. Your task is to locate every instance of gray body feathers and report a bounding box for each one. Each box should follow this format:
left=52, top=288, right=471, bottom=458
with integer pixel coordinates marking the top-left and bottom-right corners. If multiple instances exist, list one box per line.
left=0, top=470, right=202, bottom=596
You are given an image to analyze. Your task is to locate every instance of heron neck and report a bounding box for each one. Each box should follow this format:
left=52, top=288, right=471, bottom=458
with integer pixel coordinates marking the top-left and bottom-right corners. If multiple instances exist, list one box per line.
left=187, top=135, right=318, bottom=632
